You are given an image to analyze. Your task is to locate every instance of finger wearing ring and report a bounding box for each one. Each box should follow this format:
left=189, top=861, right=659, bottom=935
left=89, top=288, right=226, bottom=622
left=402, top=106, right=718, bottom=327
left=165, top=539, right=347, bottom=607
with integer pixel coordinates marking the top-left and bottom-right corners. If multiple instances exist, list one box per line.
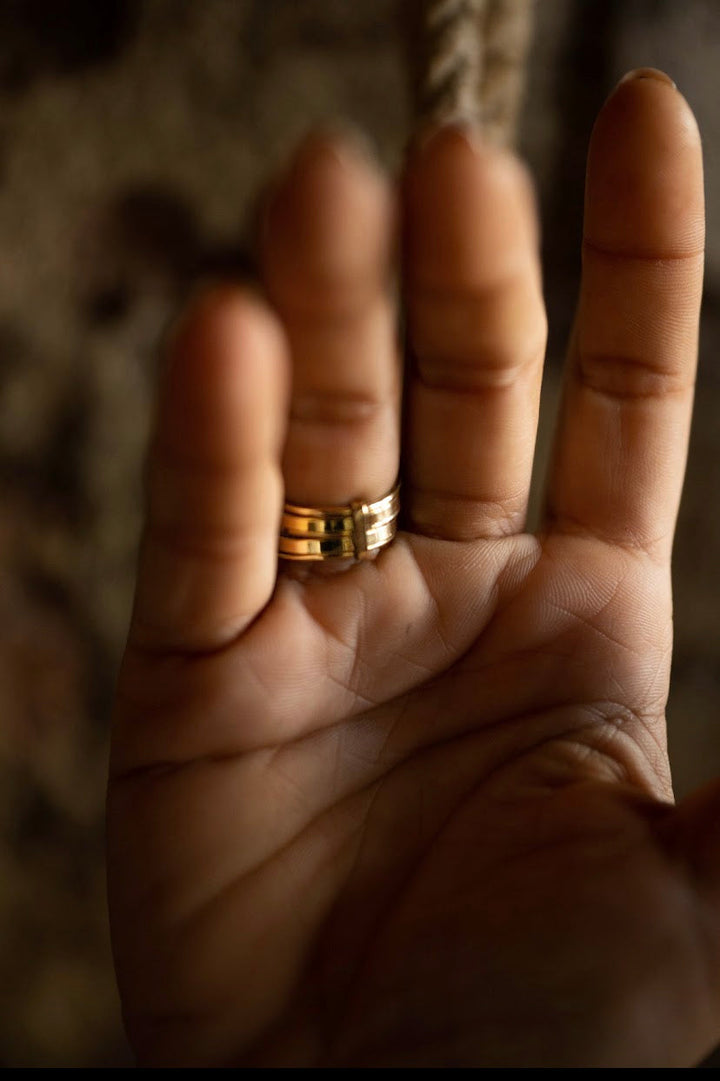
left=278, top=484, right=400, bottom=562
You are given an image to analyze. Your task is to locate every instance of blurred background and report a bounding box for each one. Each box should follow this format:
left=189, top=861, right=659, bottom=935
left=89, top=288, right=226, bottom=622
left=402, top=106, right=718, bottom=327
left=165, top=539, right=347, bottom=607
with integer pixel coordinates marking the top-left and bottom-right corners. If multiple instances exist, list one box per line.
left=0, top=0, right=718, bottom=1067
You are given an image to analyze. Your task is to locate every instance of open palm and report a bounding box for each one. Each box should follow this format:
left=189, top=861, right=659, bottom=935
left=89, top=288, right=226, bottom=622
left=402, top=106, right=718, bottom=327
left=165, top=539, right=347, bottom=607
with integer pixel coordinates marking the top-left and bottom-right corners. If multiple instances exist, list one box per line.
left=107, top=72, right=719, bottom=1067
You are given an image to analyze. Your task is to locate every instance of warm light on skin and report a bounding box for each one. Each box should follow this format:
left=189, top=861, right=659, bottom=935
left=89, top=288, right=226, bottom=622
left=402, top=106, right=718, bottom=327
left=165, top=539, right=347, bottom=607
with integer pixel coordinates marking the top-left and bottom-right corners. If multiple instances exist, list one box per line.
left=108, top=69, right=717, bottom=1069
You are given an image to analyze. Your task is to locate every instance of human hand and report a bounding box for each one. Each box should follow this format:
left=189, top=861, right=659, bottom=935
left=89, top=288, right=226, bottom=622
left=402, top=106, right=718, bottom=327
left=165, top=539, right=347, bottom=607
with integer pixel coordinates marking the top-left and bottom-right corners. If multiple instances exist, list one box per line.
left=107, top=69, right=717, bottom=1067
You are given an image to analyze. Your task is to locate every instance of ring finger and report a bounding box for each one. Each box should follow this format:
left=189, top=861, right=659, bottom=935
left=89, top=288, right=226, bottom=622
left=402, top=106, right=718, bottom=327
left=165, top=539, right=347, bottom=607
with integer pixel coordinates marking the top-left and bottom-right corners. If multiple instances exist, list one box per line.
left=261, top=132, right=401, bottom=512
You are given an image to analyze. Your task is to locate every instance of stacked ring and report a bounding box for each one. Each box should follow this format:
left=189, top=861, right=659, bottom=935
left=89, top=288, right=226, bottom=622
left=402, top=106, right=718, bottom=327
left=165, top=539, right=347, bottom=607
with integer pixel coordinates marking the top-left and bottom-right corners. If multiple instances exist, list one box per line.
left=278, top=484, right=400, bottom=561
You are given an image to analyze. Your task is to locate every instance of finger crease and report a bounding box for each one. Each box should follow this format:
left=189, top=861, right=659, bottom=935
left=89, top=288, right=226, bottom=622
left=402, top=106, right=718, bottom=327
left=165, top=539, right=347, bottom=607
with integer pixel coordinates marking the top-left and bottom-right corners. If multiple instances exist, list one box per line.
left=290, top=393, right=390, bottom=426
left=582, top=237, right=705, bottom=265
left=575, top=351, right=693, bottom=401
left=541, top=507, right=670, bottom=563
left=144, top=523, right=263, bottom=563
left=414, top=346, right=541, bottom=393
left=409, top=270, right=535, bottom=306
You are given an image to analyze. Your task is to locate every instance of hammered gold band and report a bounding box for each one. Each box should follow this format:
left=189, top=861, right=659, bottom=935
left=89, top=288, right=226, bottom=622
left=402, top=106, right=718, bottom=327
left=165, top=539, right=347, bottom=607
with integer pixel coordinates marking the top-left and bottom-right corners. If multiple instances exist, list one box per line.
left=278, top=485, right=400, bottom=561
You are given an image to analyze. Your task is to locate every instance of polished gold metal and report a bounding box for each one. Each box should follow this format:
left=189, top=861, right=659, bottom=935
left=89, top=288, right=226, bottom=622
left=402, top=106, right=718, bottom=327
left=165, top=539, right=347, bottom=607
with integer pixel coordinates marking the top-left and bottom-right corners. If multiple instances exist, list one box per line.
left=279, top=484, right=400, bottom=562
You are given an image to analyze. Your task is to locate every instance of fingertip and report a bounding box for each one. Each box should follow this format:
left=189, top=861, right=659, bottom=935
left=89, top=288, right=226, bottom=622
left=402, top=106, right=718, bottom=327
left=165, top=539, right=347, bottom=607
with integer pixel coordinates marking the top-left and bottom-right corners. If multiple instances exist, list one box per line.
left=405, top=121, right=534, bottom=199
left=157, top=284, right=290, bottom=457
left=406, top=119, right=482, bottom=162
left=284, top=125, right=383, bottom=182
left=586, top=68, right=704, bottom=257
left=262, top=128, right=394, bottom=305
left=167, top=283, right=289, bottom=382
left=600, top=67, right=700, bottom=147
left=617, top=67, right=677, bottom=90
left=403, top=123, right=539, bottom=289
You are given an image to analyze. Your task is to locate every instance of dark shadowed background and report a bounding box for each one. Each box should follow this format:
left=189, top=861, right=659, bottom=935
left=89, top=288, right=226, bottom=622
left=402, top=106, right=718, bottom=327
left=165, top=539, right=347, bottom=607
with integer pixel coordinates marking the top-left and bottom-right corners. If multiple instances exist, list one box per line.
left=0, top=0, right=718, bottom=1067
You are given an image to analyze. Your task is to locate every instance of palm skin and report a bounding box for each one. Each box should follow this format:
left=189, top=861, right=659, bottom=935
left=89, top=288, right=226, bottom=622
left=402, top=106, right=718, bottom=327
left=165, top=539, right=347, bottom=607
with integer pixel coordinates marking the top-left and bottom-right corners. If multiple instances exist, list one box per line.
left=107, top=72, right=720, bottom=1067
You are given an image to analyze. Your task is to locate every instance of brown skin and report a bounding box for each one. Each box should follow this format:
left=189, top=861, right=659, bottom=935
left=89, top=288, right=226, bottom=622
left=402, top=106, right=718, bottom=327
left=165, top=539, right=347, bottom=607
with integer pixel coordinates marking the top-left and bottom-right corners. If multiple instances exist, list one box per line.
left=107, top=71, right=720, bottom=1067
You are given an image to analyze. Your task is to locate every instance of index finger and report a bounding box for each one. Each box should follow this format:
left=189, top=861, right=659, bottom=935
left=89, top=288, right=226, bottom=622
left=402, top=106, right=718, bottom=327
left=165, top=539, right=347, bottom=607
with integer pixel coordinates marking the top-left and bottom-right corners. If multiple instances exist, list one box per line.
left=543, top=70, right=704, bottom=561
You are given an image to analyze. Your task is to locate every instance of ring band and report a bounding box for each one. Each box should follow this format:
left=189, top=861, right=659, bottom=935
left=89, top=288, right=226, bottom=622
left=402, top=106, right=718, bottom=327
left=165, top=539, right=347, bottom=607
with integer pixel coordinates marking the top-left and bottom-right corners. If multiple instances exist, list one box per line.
left=279, top=484, right=400, bottom=562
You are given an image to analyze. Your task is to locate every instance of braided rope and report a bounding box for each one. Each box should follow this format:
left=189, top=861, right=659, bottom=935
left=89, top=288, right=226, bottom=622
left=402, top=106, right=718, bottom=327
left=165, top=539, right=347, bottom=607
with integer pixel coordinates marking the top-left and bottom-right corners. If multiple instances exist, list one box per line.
left=419, top=0, right=535, bottom=146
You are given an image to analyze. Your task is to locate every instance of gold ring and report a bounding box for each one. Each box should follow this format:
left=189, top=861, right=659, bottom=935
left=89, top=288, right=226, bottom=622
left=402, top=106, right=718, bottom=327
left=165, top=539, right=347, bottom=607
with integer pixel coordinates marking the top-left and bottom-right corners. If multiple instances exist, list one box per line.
left=278, top=484, right=400, bottom=562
